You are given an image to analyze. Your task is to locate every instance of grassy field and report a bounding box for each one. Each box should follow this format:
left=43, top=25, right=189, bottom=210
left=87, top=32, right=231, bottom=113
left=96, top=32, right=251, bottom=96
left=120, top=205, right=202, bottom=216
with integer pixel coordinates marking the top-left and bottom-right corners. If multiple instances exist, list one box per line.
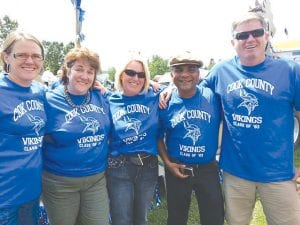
left=148, top=147, right=300, bottom=225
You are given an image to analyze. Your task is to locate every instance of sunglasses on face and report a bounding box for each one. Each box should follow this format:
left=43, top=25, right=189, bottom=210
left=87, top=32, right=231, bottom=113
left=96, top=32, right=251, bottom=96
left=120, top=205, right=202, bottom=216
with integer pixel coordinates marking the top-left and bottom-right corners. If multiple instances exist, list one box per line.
left=234, top=28, right=265, bottom=40
left=124, top=69, right=146, bottom=78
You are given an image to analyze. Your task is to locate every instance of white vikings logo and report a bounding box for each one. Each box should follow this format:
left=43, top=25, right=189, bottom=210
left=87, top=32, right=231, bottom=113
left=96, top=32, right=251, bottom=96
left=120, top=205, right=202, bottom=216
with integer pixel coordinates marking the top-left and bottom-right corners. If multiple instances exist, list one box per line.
left=238, top=89, right=259, bottom=116
left=26, top=114, right=45, bottom=135
left=124, top=116, right=142, bottom=135
left=183, top=121, right=201, bottom=145
left=79, top=115, right=100, bottom=135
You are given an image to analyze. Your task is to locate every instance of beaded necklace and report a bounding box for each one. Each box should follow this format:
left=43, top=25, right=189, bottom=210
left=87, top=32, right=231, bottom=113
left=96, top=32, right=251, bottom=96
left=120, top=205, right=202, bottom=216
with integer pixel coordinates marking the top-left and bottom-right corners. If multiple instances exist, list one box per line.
left=64, top=86, right=90, bottom=108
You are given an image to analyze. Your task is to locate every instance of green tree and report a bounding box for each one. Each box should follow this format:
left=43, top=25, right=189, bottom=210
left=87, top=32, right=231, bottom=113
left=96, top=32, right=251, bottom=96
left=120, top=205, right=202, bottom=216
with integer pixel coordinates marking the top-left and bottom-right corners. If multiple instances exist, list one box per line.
left=42, top=41, right=74, bottom=74
left=148, top=55, right=169, bottom=79
left=0, top=15, right=76, bottom=75
left=0, top=15, right=18, bottom=46
left=107, top=67, right=116, bottom=82
left=63, top=42, right=75, bottom=56
left=207, top=58, right=216, bottom=70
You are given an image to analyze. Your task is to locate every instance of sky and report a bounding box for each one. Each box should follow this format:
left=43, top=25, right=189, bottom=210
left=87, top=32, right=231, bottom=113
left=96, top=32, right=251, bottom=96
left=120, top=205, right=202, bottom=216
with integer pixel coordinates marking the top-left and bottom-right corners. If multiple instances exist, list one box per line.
left=1, top=0, right=300, bottom=70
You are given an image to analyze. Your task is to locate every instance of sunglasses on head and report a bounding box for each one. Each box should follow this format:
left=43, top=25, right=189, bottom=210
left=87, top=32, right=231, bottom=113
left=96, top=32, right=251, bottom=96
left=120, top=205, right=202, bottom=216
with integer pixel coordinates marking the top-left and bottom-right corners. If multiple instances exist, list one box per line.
left=234, top=28, right=265, bottom=40
left=124, top=69, right=146, bottom=78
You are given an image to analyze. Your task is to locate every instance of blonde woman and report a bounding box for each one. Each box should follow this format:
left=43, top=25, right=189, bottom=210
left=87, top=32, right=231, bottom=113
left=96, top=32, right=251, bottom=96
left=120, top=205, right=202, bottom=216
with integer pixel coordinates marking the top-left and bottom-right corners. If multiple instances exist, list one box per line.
left=107, top=56, right=160, bottom=225
left=0, top=32, right=46, bottom=225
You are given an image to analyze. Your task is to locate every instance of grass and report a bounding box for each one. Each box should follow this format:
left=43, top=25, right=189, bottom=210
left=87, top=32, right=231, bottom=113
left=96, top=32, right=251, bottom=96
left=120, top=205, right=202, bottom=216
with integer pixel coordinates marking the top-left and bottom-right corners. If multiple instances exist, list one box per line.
left=148, top=147, right=300, bottom=225
left=295, top=146, right=300, bottom=167
left=148, top=193, right=266, bottom=225
left=148, top=192, right=200, bottom=225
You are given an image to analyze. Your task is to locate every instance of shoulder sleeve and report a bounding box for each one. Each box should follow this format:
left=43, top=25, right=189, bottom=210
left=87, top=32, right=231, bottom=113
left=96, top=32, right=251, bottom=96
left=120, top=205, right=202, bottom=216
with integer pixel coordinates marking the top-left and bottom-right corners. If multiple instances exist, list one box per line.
left=294, top=62, right=300, bottom=110
left=201, top=71, right=215, bottom=91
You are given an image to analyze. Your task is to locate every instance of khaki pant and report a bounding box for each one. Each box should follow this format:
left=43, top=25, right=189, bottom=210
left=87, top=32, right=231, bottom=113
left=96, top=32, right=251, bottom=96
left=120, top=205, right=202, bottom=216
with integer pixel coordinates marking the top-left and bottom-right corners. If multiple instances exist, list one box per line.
left=42, top=171, right=109, bottom=225
left=223, top=172, right=300, bottom=225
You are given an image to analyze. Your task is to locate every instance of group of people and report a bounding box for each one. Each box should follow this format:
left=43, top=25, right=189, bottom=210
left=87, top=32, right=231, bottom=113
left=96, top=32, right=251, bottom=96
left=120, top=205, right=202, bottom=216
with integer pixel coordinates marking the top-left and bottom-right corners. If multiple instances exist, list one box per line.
left=0, top=30, right=160, bottom=225
left=159, top=12, right=300, bottom=225
left=0, top=11, right=299, bottom=225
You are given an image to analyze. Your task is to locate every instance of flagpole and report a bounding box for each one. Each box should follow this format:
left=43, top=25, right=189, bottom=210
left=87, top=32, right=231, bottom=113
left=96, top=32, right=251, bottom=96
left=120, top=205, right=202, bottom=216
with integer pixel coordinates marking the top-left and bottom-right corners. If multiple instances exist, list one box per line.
left=75, top=4, right=81, bottom=47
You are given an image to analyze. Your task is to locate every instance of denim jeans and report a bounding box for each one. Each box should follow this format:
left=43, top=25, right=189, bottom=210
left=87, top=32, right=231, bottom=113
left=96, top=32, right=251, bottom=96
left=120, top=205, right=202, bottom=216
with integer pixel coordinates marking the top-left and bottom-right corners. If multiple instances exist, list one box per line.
left=165, top=161, right=224, bottom=225
left=0, top=199, right=39, bottom=225
left=107, top=156, right=158, bottom=225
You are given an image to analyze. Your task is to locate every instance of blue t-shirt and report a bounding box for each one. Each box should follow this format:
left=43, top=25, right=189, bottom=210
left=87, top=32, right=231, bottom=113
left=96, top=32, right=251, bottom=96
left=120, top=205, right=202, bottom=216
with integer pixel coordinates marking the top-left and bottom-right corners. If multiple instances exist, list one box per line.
left=0, top=74, right=46, bottom=207
left=159, top=86, right=221, bottom=164
left=108, top=88, right=160, bottom=156
left=43, top=85, right=111, bottom=177
left=203, top=55, right=300, bottom=182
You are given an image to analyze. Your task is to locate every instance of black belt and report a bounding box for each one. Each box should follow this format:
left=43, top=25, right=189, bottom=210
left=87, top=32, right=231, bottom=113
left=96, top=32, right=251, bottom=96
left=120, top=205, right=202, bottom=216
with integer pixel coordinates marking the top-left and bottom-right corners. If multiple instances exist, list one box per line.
left=170, top=158, right=217, bottom=169
left=126, top=154, right=155, bottom=166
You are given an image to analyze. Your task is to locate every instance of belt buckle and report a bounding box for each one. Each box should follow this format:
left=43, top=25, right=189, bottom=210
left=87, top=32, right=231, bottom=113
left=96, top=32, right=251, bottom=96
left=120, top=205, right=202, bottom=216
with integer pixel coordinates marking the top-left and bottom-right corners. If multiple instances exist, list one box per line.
left=129, top=154, right=144, bottom=166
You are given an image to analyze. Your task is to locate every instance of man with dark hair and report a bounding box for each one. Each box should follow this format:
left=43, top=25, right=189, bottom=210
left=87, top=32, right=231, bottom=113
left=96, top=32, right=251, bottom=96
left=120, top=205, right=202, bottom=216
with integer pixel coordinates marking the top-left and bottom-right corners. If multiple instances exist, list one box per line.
left=158, top=51, right=224, bottom=225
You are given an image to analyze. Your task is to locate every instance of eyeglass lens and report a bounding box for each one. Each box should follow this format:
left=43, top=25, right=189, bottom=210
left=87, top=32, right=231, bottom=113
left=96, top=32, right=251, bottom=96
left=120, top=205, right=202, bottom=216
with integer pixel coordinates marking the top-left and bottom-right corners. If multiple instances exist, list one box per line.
left=13, top=53, right=44, bottom=61
left=234, top=28, right=265, bottom=40
left=124, top=69, right=146, bottom=78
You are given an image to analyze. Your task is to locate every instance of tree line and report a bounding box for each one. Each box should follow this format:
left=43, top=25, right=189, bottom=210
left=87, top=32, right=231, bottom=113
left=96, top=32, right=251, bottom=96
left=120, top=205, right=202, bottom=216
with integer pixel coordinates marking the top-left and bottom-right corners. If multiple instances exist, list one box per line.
left=0, top=15, right=170, bottom=81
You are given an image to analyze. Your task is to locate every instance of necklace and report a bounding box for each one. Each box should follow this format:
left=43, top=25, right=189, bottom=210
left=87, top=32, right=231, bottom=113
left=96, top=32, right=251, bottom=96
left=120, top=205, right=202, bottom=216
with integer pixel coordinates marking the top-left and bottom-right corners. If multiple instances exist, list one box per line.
left=64, top=86, right=91, bottom=108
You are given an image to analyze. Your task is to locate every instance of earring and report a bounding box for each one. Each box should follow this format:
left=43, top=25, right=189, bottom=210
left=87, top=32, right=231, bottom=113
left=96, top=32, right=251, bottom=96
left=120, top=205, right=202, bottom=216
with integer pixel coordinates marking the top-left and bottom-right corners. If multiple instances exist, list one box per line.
left=6, top=64, right=10, bottom=73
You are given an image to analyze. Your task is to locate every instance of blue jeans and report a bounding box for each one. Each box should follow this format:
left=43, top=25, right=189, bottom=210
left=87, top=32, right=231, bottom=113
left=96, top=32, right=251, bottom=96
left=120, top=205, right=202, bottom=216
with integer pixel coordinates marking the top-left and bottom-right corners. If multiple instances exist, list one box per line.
left=0, top=199, right=39, bottom=225
left=166, top=161, right=224, bottom=225
left=107, top=156, right=158, bottom=225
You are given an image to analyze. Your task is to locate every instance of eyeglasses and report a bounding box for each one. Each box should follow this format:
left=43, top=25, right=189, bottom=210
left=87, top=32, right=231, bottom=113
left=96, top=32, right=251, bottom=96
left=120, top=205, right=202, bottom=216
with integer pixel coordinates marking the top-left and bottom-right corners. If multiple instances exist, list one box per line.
left=233, top=28, right=265, bottom=40
left=124, top=69, right=146, bottom=79
left=13, top=53, right=44, bottom=61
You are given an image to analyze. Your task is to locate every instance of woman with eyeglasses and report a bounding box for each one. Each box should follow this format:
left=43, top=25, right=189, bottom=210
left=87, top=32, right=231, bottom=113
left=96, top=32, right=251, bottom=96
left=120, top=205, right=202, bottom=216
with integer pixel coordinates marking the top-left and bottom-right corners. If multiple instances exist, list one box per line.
left=106, top=56, right=160, bottom=225
left=41, top=48, right=111, bottom=225
left=0, top=32, right=46, bottom=225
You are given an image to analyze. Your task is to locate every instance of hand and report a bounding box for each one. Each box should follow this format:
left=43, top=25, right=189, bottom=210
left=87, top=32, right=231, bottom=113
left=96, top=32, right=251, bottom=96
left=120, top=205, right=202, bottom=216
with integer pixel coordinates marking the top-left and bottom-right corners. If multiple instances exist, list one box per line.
left=149, top=80, right=161, bottom=92
left=294, top=168, right=300, bottom=191
left=269, top=52, right=280, bottom=59
left=93, top=80, right=106, bottom=94
left=159, top=86, right=173, bottom=109
left=293, top=167, right=300, bottom=181
left=166, top=162, right=189, bottom=179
